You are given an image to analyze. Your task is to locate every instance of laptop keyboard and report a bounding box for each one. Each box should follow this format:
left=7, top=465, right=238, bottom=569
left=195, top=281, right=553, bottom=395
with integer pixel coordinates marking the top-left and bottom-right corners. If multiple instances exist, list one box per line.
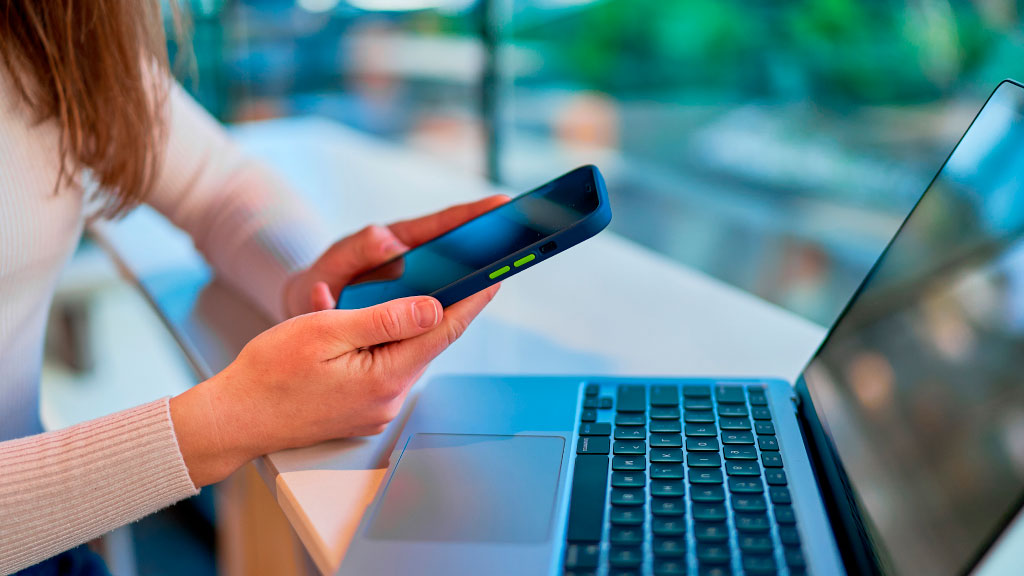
left=563, top=383, right=806, bottom=576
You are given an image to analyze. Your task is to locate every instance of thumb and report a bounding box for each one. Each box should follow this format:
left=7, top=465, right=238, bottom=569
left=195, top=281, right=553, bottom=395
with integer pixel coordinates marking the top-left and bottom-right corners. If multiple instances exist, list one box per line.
left=319, top=296, right=442, bottom=350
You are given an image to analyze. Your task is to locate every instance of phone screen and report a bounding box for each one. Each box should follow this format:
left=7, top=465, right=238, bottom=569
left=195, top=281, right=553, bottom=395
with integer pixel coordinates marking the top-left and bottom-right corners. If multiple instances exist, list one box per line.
left=337, top=168, right=600, bottom=309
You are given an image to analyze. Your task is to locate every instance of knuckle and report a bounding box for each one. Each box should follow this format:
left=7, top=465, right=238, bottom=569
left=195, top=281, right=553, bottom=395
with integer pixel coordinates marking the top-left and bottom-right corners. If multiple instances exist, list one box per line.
left=371, top=306, right=405, bottom=342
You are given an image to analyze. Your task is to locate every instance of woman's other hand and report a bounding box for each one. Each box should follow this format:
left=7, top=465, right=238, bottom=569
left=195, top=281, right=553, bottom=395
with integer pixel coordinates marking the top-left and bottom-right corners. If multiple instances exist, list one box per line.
left=169, top=286, right=498, bottom=487
left=283, top=195, right=510, bottom=317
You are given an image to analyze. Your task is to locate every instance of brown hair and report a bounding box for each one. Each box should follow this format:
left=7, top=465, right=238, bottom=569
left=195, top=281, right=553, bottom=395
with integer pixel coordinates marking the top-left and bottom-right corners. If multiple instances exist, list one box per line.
left=0, top=1, right=185, bottom=217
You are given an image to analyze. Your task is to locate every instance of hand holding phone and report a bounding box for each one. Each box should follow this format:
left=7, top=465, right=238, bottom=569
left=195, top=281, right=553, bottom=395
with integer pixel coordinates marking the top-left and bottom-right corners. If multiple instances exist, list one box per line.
left=336, top=165, right=611, bottom=309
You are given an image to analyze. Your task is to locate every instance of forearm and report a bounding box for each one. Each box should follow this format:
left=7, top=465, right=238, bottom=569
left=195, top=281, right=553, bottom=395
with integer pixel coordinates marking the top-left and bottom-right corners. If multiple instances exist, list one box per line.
left=0, top=399, right=197, bottom=574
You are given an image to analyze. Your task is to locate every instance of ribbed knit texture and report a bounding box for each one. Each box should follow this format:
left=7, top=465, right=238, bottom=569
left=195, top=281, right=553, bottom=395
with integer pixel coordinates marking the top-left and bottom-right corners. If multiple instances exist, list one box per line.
left=0, top=69, right=331, bottom=573
left=0, top=399, right=198, bottom=573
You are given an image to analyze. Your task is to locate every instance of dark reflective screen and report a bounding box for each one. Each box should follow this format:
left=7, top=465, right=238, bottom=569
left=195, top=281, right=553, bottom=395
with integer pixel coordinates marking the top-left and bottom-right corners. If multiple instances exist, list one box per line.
left=337, top=168, right=599, bottom=309
left=803, top=82, right=1024, bottom=575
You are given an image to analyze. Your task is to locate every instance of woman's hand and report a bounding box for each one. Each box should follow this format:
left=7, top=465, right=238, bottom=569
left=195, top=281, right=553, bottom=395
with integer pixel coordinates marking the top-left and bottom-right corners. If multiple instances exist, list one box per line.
left=169, top=286, right=498, bottom=488
left=283, top=195, right=510, bottom=316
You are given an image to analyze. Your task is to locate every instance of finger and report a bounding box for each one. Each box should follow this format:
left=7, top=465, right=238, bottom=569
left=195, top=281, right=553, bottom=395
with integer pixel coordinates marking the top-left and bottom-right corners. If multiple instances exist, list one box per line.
left=319, top=225, right=408, bottom=292
left=316, top=296, right=443, bottom=351
left=383, top=284, right=500, bottom=372
left=310, top=281, right=335, bottom=311
left=388, top=195, right=510, bottom=248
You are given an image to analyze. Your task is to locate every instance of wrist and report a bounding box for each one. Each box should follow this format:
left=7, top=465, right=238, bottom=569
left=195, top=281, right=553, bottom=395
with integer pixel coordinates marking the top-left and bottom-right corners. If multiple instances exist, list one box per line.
left=169, top=373, right=262, bottom=487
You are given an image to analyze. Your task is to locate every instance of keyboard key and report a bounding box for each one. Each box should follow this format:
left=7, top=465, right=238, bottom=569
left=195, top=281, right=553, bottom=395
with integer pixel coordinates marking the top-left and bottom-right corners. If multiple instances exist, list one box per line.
left=684, top=411, right=716, bottom=424
left=577, top=437, right=610, bottom=455
left=615, top=413, right=645, bottom=426
left=651, top=480, right=685, bottom=498
left=651, top=385, right=679, bottom=406
left=684, top=397, right=714, bottom=410
left=692, top=502, right=727, bottom=521
left=610, top=506, right=644, bottom=525
left=566, top=455, right=608, bottom=541
left=757, top=436, right=779, bottom=451
left=754, top=421, right=775, bottom=435
left=685, top=423, right=718, bottom=437
left=609, top=546, right=643, bottom=567
left=610, top=569, right=639, bottom=576
left=651, top=498, right=686, bottom=516
left=651, top=448, right=684, bottom=463
left=725, top=461, right=760, bottom=476
left=686, top=437, right=719, bottom=451
left=614, top=427, right=646, bottom=440
left=717, top=404, right=748, bottom=417
left=723, top=445, right=757, bottom=460
left=565, top=570, right=596, bottom=576
left=651, top=433, right=683, bottom=448
left=715, top=385, right=746, bottom=404
left=734, top=512, right=771, bottom=532
left=769, top=486, right=791, bottom=504
left=583, top=397, right=599, bottom=409
left=689, top=468, right=724, bottom=484
left=616, top=386, right=645, bottom=412
left=694, top=521, right=729, bottom=542
left=565, top=543, right=600, bottom=568
left=653, top=537, right=686, bottom=557
left=613, top=456, right=645, bottom=471
left=611, top=488, right=644, bottom=506
left=721, top=431, right=754, bottom=444
left=728, top=477, right=764, bottom=494
left=651, top=406, right=681, bottom=420
left=774, top=505, right=796, bottom=524
left=599, top=396, right=614, bottom=409
left=584, top=383, right=600, bottom=397
left=785, top=546, right=807, bottom=568
left=652, top=517, right=686, bottom=536
left=765, top=469, right=788, bottom=485
left=741, top=554, right=777, bottom=574
left=651, top=463, right=684, bottom=479
left=719, top=418, right=751, bottom=431
left=614, top=441, right=646, bottom=455
left=650, top=419, right=682, bottom=433
left=779, top=526, right=801, bottom=546
left=653, top=560, right=687, bottom=576
left=731, top=495, right=767, bottom=513
left=683, top=384, right=712, bottom=398
left=696, top=543, right=731, bottom=563
left=686, top=452, right=722, bottom=468
left=747, top=389, right=768, bottom=405
left=751, top=406, right=772, bottom=420
left=610, top=526, right=643, bottom=545
left=738, top=534, right=774, bottom=554
left=611, top=471, right=645, bottom=488
left=761, top=452, right=784, bottom=468
left=580, top=422, right=611, bottom=436
left=697, top=566, right=732, bottom=576
left=690, top=484, right=725, bottom=502
left=580, top=409, right=597, bottom=422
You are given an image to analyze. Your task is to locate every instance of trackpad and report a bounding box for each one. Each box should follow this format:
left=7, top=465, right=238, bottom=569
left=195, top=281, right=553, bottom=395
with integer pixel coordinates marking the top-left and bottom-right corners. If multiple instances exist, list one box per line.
left=368, top=434, right=565, bottom=543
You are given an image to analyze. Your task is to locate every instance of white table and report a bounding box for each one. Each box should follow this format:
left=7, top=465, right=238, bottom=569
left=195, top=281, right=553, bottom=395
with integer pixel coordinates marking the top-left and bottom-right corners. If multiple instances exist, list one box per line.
left=93, top=117, right=834, bottom=574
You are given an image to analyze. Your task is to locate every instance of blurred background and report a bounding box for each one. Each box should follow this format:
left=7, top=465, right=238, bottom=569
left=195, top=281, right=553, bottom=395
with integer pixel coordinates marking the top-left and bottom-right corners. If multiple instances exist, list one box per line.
left=170, top=0, right=1024, bottom=326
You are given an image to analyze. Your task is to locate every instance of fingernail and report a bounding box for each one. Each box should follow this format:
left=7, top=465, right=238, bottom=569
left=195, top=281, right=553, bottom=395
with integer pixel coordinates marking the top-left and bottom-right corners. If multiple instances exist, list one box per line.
left=414, top=299, right=439, bottom=328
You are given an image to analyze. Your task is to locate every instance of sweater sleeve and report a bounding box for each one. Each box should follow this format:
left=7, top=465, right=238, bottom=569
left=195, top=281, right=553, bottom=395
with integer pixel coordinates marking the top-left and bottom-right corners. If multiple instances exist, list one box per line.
left=144, top=83, right=332, bottom=322
left=0, top=398, right=198, bottom=573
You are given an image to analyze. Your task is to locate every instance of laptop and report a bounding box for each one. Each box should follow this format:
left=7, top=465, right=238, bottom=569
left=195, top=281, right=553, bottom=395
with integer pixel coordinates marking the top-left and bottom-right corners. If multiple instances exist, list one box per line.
left=337, top=80, right=1024, bottom=575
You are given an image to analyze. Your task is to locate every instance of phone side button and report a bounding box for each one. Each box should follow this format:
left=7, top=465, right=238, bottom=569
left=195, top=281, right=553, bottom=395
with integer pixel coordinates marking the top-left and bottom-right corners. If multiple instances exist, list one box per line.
left=489, top=266, right=511, bottom=280
left=513, top=253, right=536, bottom=268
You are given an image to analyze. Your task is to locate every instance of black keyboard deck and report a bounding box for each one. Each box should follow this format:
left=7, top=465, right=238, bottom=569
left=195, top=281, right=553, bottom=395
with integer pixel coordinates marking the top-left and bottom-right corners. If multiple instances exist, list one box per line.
left=563, top=383, right=806, bottom=576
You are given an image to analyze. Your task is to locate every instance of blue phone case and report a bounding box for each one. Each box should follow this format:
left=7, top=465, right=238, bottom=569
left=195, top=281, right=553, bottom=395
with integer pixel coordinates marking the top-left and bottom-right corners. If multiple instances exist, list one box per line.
left=339, top=164, right=612, bottom=309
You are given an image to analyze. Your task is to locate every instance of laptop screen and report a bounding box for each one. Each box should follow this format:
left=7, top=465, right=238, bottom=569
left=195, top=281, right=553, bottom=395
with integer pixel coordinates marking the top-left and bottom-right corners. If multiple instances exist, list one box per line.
left=801, top=80, right=1024, bottom=575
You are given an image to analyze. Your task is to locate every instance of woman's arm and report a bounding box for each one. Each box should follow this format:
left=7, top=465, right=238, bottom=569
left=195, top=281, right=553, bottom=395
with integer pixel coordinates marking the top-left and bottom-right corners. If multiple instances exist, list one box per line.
left=0, top=399, right=198, bottom=573
left=143, top=83, right=332, bottom=321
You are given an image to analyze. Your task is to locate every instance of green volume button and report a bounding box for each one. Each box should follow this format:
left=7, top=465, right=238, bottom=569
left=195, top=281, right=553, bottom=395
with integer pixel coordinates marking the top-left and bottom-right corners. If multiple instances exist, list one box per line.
left=489, top=266, right=511, bottom=280
left=513, top=253, right=536, bottom=268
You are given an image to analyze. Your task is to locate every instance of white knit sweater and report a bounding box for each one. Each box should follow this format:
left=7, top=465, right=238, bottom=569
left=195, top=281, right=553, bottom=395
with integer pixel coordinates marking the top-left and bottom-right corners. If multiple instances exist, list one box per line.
left=0, top=72, right=329, bottom=573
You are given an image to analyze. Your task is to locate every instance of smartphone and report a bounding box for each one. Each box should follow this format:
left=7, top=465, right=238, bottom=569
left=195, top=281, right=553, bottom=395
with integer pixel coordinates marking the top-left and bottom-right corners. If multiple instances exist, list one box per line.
left=336, top=164, right=611, bottom=309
